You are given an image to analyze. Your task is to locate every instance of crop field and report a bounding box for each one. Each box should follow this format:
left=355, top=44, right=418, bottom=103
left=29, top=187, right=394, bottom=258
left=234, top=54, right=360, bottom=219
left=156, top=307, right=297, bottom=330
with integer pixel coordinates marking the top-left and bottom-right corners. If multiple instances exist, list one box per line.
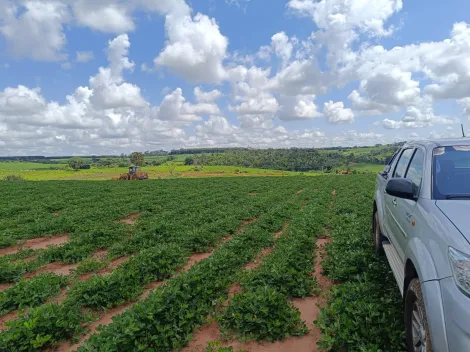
left=0, top=176, right=404, bottom=351
left=0, top=162, right=67, bottom=171
left=0, top=163, right=302, bottom=181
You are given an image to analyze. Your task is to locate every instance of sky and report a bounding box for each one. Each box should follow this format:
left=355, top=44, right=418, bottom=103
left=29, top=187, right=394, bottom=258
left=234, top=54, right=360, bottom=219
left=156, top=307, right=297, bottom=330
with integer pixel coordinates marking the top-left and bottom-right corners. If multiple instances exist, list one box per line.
left=1, top=0, right=470, bottom=156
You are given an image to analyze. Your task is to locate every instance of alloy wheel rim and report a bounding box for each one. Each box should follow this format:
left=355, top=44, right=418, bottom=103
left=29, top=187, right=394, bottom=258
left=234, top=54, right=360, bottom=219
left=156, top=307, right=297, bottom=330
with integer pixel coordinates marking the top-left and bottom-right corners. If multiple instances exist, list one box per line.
left=411, top=301, right=426, bottom=352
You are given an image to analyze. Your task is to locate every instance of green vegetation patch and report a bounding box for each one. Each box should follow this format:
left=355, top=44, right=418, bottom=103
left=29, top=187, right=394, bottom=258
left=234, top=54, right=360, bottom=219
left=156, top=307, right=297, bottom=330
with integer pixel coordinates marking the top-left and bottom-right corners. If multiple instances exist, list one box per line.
left=315, top=175, right=405, bottom=351
left=219, top=287, right=308, bottom=342
left=0, top=273, right=69, bottom=314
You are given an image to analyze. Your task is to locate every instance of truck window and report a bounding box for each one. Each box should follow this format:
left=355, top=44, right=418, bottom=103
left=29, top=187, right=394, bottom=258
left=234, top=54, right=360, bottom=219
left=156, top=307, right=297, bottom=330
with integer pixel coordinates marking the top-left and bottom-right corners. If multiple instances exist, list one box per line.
left=433, top=146, right=470, bottom=199
left=387, top=148, right=401, bottom=166
left=393, top=148, right=414, bottom=178
left=405, top=149, right=425, bottom=198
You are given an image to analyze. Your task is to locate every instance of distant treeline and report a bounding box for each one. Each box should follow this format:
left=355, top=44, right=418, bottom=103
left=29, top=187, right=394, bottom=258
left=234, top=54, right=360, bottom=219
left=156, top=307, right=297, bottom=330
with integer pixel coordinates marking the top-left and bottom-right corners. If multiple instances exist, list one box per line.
left=1, top=144, right=403, bottom=171
left=168, top=143, right=404, bottom=156
left=169, top=148, right=247, bottom=155
left=183, top=146, right=400, bottom=171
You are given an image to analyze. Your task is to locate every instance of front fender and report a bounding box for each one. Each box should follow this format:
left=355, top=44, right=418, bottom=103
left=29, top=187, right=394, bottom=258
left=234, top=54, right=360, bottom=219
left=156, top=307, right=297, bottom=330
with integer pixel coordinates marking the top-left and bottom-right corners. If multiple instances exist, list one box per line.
left=421, top=280, right=449, bottom=352
left=406, top=237, right=439, bottom=282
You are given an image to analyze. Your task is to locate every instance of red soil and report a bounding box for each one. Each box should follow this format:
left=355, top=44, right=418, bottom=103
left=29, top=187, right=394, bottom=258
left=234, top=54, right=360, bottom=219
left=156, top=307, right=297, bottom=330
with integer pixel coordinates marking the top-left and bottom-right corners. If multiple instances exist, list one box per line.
left=0, top=310, right=18, bottom=331
left=116, top=213, right=141, bottom=225
left=0, top=234, right=69, bottom=256
left=24, top=262, right=78, bottom=279
left=0, top=283, right=13, bottom=292
left=243, top=248, right=272, bottom=270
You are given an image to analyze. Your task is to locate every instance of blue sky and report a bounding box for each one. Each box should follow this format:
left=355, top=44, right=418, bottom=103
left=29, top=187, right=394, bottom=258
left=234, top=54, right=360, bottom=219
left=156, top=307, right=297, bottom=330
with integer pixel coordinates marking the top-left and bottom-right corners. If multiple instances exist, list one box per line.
left=1, top=0, right=470, bottom=155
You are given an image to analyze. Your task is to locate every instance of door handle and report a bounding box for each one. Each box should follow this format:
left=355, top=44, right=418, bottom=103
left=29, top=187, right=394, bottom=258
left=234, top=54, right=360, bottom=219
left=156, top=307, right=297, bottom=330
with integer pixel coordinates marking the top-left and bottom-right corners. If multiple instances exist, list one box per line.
left=392, top=198, right=397, bottom=206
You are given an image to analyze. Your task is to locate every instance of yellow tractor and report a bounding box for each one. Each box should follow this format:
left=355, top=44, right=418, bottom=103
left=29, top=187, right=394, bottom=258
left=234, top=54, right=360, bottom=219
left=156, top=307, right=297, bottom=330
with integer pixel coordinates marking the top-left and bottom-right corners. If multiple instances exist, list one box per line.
left=115, top=166, right=149, bottom=180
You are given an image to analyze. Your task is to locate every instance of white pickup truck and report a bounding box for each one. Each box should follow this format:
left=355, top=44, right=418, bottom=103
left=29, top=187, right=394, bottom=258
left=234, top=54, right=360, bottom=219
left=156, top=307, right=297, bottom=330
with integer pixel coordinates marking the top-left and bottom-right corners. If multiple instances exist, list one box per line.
left=373, top=139, right=470, bottom=352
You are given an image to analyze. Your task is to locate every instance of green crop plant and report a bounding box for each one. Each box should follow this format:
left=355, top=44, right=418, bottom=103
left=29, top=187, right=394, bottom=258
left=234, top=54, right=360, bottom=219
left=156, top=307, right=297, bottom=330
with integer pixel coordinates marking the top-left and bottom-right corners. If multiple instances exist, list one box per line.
left=75, top=258, right=107, bottom=275
left=66, top=243, right=189, bottom=309
left=219, top=287, right=308, bottom=342
left=0, top=302, right=86, bottom=351
left=0, top=273, right=69, bottom=314
left=315, top=175, right=406, bottom=351
left=204, top=341, right=246, bottom=352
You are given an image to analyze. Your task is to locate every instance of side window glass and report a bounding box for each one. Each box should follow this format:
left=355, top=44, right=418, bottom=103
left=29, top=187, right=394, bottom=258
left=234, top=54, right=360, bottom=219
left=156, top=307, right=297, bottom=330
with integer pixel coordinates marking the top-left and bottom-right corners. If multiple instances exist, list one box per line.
left=393, top=149, right=414, bottom=178
left=405, top=149, right=425, bottom=198
left=387, top=148, right=401, bottom=166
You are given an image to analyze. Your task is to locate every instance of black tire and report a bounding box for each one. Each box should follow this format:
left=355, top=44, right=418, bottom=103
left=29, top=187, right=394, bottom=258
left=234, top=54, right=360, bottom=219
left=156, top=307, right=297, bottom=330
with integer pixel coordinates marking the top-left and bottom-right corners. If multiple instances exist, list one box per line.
left=373, top=211, right=384, bottom=254
left=405, top=278, right=432, bottom=352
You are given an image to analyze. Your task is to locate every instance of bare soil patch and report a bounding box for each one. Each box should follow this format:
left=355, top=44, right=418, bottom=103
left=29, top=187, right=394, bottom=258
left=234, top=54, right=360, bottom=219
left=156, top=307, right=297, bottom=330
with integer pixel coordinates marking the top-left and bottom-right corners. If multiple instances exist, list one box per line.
left=116, top=213, right=141, bottom=225
left=244, top=248, right=272, bottom=270
left=24, top=262, right=78, bottom=279
left=182, top=252, right=213, bottom=272
left=107, top=256, right=129, bottom=270
left=332, top=189, right=337, bottom=197
left=296, top=189, right=304, bottom=195
left=0, top=283, right=14, bottom=292
left=92, top=249, right=109, bottom=259
left=234, top=218, right=258, bottom=235
left=47, top=288, right=68, bottom=305
left=0, top=234, right=69, bottom=256
left=0, top=310, right=18, bottom=331
left=248, top=192, right=257, bottom=196
left=51, top=212, right=60, bottom=217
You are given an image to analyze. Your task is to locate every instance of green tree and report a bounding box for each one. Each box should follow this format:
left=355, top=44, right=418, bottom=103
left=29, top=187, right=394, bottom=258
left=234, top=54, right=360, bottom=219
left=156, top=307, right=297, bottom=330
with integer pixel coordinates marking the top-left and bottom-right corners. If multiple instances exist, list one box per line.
left=130, top=152, right=145, bottom=166
left=68, top=157, right=85, bottom=170
left=184, top=157, right=194, bottom=165
left=168, top=161, right=176, bottom=176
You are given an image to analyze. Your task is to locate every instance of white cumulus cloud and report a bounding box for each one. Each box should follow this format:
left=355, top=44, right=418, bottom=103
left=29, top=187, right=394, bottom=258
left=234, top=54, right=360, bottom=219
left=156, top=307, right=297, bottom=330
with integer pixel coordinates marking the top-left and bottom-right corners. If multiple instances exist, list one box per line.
left=324, top=101, right=354, bottom=124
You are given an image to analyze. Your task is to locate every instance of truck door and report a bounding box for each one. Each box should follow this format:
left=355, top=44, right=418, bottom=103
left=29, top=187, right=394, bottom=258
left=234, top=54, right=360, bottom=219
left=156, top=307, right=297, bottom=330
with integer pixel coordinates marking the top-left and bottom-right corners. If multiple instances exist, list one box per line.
left=377, top=148, right=401, bottom=238
left=385, top=148, right=415, bottom=261
left=395, top=148, right=425, bottom=252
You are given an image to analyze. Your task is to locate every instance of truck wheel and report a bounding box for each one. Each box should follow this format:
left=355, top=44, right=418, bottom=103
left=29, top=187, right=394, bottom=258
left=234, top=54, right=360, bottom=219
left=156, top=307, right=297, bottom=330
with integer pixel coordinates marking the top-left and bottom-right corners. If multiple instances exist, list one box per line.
left=373, top=211, right=384, bottom=254
left=405, top=278, right=432, bottom=352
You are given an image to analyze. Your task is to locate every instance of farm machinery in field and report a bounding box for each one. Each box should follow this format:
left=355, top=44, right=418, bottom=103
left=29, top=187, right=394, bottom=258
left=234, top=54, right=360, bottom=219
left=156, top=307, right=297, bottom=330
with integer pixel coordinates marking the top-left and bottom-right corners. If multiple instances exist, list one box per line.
left=113, top=166, right=149, bottom=180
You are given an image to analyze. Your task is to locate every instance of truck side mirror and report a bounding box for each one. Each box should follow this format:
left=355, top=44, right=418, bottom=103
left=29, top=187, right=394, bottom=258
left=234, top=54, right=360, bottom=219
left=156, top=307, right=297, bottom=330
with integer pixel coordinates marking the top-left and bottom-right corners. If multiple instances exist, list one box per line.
left=386, top=178, right=416, bottom=200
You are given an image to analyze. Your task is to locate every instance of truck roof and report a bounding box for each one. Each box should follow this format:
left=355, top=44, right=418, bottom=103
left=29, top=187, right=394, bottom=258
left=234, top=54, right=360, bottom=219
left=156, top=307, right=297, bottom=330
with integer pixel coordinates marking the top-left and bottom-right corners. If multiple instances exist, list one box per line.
left=405, top=137, right=470, bottom=149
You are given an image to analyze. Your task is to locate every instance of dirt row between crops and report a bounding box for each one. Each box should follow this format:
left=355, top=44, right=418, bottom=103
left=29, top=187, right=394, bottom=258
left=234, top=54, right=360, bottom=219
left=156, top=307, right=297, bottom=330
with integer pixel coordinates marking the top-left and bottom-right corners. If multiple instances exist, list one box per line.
left=0, top=233, right=70, bottom=256
left=53, top=217, right=260, bottom=352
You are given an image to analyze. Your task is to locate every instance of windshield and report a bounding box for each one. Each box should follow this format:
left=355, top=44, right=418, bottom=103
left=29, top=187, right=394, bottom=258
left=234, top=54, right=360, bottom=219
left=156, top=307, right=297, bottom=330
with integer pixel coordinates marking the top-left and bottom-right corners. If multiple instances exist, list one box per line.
left=433, top=146, right=470, bottom=199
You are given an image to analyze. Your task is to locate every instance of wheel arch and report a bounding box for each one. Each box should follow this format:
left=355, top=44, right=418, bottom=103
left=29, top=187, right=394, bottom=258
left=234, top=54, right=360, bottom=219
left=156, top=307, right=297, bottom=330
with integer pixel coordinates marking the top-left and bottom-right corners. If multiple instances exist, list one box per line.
left=406, top=237, right=439, bottom=283
left=404, top=259, right=418, bottom=298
